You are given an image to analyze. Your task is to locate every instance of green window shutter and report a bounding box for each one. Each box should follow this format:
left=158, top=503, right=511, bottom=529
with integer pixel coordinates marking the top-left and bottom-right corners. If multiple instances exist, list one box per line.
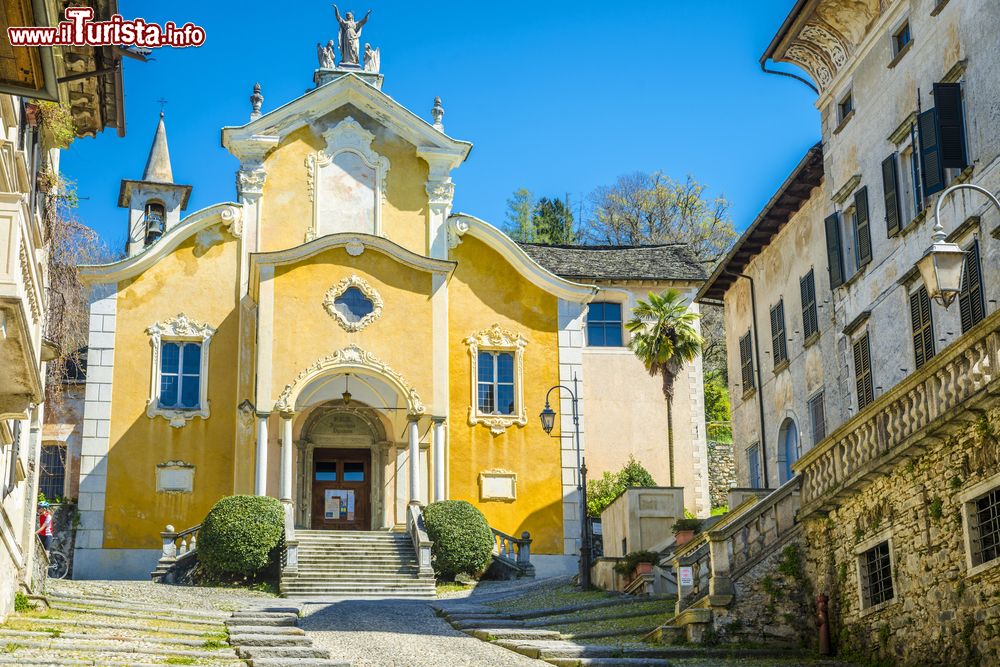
left=770, top=300, right=787, bottom=365
left=910, top=287, right=935, bottom=370
left=854, top=187, right=873, bottom=266
left=919, top=108, right=945, bottom=196
left=853, top=333, right=875, bottom=410
left=739, top=331, right=754, bottom=391
left=824, top=213, right=845, bottom=289
left=800, top=270, right=819, bottom=339
left=934, top=82, right=968, bottom=170
left=959, top=240, right=985, bottom=333
left=881, top=154, right=902, bottom=237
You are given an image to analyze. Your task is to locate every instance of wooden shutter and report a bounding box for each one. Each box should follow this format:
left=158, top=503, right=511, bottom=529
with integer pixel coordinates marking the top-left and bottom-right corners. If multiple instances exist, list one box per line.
left=854, top=187, right=872, bottom=266
left=919, top=108, right=945, bottom=196
left=824, top=213, right=845, bottom=289
left=809, top=392, right=826, bottom=444
left=909, top=286, right=935, bottom=370
left=770, top=300, right=787, bottom=365
left=800, top=270, right=819, bottom=339
left=934, top=82, right=968, bottom=169
left=959, top=240, right=985, bottom=333
left=853, top=333, right=875, bottom=410
left=882, top=154, right=902, bottom=237
left=739, top=331, right=754, bottom=391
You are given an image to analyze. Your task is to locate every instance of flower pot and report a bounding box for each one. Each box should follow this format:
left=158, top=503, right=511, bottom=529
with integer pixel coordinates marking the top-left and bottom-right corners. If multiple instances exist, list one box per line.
left=24, top=103, right=40, bottom=127
left=674, top=529, right=695, bottom=546
left=634, top=562, right=654, bottom=576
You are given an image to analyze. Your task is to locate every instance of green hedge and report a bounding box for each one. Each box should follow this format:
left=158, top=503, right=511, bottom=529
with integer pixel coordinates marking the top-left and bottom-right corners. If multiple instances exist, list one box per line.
left=198, top=495, right=284, bottom=579
left=423, top=500, right=494, bottom=580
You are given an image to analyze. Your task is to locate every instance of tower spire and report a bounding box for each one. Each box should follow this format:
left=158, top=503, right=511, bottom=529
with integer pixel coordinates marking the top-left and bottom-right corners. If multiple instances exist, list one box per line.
left=142, top=112, right=174, bottom=183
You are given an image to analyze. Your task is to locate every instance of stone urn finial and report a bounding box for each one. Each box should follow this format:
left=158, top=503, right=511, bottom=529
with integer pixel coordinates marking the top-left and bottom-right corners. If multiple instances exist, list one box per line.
left=250, top=82, right=264, bottom=121
left=432, top=96, right=444, bottom=132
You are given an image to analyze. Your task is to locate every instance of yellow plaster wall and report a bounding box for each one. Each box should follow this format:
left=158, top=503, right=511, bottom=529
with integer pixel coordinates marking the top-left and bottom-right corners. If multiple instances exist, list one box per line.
left=447, top=236, right=565, bottom=554
left=103, top=223, right=239, bottom=549
left=268, top=246, right=435, bottom=407
left=259, top=106, right=430, bottom=256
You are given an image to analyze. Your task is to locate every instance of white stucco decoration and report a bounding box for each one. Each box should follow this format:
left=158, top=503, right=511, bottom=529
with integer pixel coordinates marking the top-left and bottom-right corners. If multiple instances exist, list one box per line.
left=274, top=344, right=425, bottom=416
left=479, top=469, right=517, bottom=501
left=323, top=274, right=384, bottom=333
left=465, top=324, right=528, bottom=435
left=146, top=314, right=216, bottom=428
left=305, top=116, right=390, bottom=242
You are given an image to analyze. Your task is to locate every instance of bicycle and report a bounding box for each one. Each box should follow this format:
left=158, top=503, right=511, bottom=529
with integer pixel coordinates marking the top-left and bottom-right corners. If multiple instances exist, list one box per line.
left=46, top=548, right=69, bottom=580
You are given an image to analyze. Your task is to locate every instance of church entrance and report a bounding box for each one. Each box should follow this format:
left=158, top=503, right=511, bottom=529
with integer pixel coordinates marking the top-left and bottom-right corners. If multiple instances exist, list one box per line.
left=310, top=447, right=371, bottom=530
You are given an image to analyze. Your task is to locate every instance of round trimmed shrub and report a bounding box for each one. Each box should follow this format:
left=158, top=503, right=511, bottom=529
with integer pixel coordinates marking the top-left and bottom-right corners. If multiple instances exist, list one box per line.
left=198, top=495, right=284, bottom=579
left=423, top=500, right=494, bottom=580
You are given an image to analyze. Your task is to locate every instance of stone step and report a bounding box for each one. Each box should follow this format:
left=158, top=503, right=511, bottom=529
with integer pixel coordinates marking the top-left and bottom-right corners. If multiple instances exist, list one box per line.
left=226, top=625, right=307, bottom=636
left=238, top=646, right=332, bottom=660
left=0, top=637, right=240, bottom=660
left=46, top=593, right=229, bottom=620
left=227, top=616, right=299, bottom=627
left=0, top=628, right=219, bottom=648
left=0, top=658, right=239, bottom=667
left=2, top=616, right=210, bottom=637
left=469, top=628, right=562, bottom=641
left=282, top=590, right=435, bottom=599
left=229, top=633, right=315, bottom=647
left=545, top=659, right=674, bottom=667
left=233, top=607, right=302, bottom=616
left=293, top=560, right=417, bottom=568
left=280, top=580, right=435, bottom=589
left=248, top=659, right=351, bottom=667
left=49, top=602, right=224, bottom=627
left=282, top=574, right=425, bottom=582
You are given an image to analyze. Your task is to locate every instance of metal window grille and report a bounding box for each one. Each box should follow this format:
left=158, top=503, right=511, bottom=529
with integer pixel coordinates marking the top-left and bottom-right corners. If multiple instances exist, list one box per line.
left=971, top=488, right=1000, bottom=567
left=860, top=541, right=894, bottom=608
left=40, top=445, right=66, bottom=500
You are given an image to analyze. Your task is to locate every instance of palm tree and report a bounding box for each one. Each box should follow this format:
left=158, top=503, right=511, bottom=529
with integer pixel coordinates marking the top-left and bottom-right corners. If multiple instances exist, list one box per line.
left=626, top=289, right=703, bottom=486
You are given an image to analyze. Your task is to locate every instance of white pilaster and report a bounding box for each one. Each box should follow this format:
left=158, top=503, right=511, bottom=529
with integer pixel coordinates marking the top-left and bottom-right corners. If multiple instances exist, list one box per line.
left=557, top=299, right=587, bottom=555
left=75, top=285, right=117, bottom=563
left=255, top=413, right=270, bottom=496
left=432, top=417, right=446, bottom=501
left=280, top=413, right=294, bottom=503
left=408, top=417, right=421, bottom=506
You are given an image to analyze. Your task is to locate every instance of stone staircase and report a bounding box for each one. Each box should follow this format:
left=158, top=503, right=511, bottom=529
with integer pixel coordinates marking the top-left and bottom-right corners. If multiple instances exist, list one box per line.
left=0, top=586, right=348, bottom=666
left=280, top=530, right=436, bottom=599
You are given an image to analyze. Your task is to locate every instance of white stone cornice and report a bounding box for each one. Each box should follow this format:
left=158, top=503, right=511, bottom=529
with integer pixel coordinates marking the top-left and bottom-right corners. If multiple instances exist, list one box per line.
left=221, top=73, right=471, bottom=163
left=249, top=233, right=455, bottom=298
left=79, top=203, right=244, bottom=284
left=447, top=213, right=598, bottom=303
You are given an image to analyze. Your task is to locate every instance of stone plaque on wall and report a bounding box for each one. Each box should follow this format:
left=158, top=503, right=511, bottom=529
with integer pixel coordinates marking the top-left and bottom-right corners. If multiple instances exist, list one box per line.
left=156, top=461, right=194, bottom=493
left=479, top=470, right=517, bottom=501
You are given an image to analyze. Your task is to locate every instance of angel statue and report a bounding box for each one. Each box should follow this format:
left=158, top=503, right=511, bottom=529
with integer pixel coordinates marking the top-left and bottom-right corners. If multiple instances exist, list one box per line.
left=363, top=43, right=380, bottom=73
left=332, top=5, right=372, bottom=67
left=317, top=40, right=336, bottom=69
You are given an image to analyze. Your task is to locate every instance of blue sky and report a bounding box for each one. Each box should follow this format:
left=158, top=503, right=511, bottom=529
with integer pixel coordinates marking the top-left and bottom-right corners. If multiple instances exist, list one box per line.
left=61, top=1, right=819, bottom=248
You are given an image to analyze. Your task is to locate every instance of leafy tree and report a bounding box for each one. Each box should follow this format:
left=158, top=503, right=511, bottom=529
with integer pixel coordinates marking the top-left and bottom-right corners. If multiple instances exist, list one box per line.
left=199, top=495, right=284, bottom=579
left=505, top=188, right=535, bottom=242
left=587, top=456, right=657, bottom=518
left=704, top=369, right=732, bottom=443
left=626, top=289, right=703, bottom=486
left=531, top=196, right=576, bottom=244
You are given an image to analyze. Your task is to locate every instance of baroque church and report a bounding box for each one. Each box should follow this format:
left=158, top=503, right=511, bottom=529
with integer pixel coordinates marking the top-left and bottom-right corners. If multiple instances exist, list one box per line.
left=71, top=26, right=709, bottom=580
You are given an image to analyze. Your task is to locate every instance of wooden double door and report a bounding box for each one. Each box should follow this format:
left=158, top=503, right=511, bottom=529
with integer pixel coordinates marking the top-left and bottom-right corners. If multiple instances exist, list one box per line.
left=310, top=448, right=371, bottom=530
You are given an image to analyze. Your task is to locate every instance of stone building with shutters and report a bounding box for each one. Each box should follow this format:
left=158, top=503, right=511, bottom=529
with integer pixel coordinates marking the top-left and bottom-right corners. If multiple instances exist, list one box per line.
left=688, top=0, right=1000, bottom=663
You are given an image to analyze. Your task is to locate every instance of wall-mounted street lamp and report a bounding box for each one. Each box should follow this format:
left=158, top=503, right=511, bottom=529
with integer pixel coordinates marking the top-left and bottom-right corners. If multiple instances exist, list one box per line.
left=539, top=375, right=590, bottom=589
left=918, top=183, right=1000, bottom=307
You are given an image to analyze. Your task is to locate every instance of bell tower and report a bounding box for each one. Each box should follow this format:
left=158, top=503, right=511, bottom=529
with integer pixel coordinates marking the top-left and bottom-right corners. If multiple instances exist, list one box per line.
left=119, top=112, right=193, bottom=256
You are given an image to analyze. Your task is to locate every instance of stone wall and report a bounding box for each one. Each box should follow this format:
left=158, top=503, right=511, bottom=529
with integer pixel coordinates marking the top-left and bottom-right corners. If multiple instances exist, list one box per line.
left=800, top=406, right=1000, bottom=666
left=707, top=441, right=736, bottom=510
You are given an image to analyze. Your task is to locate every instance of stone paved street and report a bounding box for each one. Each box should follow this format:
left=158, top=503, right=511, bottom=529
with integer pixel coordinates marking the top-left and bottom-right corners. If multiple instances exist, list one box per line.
left=300, top=598, right=544, bottom=667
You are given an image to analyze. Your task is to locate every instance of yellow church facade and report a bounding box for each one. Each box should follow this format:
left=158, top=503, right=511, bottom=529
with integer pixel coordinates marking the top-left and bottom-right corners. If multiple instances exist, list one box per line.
left=72, top=68, right=709, bottom=579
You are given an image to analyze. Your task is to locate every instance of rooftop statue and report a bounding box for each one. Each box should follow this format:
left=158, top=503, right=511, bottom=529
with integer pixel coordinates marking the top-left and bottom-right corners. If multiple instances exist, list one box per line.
left=363, top=43, right=380, bottom=73
left=317, top=40, right=336, bottom=69
left=333, top=5, right=371, bottom=67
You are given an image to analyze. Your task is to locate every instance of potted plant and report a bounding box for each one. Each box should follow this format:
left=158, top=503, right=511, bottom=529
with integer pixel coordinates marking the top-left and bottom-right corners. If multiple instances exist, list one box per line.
left=672, top=518, right=703, bottom=546
left=613, top=550, right=660, bottom=580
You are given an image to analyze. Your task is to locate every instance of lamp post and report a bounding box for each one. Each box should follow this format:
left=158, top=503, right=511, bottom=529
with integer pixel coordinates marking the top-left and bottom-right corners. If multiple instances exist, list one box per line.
left=918, top=183, right=1000, bottom=307
left=539, top=374, right=590, bottom=589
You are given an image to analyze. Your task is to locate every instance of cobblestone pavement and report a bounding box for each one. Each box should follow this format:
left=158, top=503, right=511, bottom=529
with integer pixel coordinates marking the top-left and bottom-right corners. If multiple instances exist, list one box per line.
left=49, top=578, right=278, bottom=611
left=300, top=597, right=544, bottom=667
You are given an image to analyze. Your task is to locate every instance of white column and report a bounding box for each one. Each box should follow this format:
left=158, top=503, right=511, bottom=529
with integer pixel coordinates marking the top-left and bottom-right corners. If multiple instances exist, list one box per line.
left=433, top=417, right=446, bottom=502
left=255, top=413, right=269, bottom=496
left=408, top=417, right=421, bottom=506
left=280, top=413, right=294, bottom=503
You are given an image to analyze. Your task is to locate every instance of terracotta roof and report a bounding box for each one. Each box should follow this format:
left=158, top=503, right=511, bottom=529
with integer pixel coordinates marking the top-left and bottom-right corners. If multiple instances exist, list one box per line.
left=518, top=243, right=708, bottom=282
left=696, top=142, right=824, bottom=303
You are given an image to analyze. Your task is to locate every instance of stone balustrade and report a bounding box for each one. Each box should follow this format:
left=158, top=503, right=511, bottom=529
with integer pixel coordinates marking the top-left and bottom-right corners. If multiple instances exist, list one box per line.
left=491, top=527, right=533, bottom=570
left=673, top=533, right=711, bottom=612
left=406, top=504, right=434, bottom=578
left=151, top=523, right=201, bottom=582
left=794, top=308, right=1000, bottom=517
